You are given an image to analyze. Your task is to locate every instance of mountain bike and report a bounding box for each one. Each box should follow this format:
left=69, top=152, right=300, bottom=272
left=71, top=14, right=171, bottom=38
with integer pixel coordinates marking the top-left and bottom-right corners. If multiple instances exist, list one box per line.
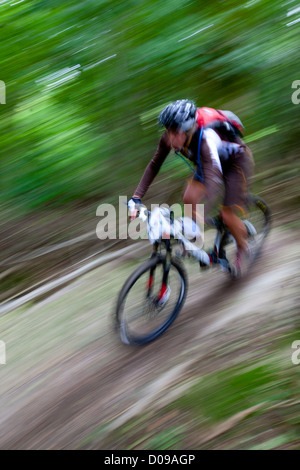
left=115, top=195, right=271, bottom=345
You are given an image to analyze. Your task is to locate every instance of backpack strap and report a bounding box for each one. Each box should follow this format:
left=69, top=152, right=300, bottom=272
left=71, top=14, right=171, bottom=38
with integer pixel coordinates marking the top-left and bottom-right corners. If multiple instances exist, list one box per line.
left=196, top=126, right=204, bottom=182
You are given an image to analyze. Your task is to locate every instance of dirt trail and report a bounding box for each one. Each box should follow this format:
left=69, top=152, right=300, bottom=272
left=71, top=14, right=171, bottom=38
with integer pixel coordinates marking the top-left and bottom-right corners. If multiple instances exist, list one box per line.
left=0, top=227, right=299, bottom=449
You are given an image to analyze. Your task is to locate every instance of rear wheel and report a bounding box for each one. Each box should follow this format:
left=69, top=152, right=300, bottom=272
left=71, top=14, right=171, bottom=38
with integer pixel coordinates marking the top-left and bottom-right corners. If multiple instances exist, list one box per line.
left=245, top=194, right=271, bottom=252
left=219, top=195, right=271, bottom=277
left=115, top=255, right=188, bottom=345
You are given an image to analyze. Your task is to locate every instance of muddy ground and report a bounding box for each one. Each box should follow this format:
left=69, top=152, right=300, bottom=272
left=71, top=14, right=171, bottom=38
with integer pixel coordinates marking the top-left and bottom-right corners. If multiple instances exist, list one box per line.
left=0, top=219, right=299, bottom=450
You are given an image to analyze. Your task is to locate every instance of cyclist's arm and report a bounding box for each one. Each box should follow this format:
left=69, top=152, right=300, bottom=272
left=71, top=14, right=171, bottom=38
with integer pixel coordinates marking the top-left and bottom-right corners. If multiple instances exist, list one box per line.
left=133, top=132, right=171, bottom=199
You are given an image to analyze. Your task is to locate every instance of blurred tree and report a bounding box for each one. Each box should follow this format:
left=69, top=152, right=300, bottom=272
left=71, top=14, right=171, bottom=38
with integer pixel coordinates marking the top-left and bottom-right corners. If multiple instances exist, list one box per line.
left=0, top=0, right=299, bottom=211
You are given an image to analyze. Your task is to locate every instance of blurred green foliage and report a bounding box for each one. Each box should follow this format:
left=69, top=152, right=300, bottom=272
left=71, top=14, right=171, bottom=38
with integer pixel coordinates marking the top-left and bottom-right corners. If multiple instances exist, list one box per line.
left=0, top=0, right=299, bottom=211
left=174, top=363, right=288, bottom=422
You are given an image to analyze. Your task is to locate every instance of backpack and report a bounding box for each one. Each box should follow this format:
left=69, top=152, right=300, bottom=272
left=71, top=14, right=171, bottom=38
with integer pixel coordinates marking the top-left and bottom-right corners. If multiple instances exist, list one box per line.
left=196, top=107, right=244, bottom=137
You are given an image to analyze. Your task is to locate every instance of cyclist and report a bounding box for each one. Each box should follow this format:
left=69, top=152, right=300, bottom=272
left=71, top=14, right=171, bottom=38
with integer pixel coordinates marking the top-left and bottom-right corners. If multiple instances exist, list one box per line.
left=128, top=99, right=254, bottom=272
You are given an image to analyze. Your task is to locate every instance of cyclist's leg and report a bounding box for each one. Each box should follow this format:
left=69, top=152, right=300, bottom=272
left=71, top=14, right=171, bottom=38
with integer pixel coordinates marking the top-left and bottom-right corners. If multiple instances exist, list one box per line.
left=183, top=179, right=206, bottom=225
left=220, top=146, right=255, bottom=251
left=183, top=168, right=223, bottom=226
left=220, top=206, right=248, bottom=250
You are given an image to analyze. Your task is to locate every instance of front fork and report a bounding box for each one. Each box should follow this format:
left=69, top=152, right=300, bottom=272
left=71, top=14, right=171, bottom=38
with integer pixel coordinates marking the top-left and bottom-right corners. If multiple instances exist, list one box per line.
left=147, top=241, right=172, bottom=301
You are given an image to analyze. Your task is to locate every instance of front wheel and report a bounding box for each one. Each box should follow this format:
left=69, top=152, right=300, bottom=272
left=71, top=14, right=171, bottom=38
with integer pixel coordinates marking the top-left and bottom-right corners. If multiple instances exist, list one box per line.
left=115, top=255, right=188, bottom=345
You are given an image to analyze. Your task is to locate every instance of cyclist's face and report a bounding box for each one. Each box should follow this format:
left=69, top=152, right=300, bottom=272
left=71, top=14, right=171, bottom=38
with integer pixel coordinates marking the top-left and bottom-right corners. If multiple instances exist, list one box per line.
left=168, top=130, right=187, bottom=150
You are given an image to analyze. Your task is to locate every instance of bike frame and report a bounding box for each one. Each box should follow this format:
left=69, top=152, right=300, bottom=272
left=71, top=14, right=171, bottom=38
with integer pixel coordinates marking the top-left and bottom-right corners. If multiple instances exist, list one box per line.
left=139, top=208, right=230, bottom=274
left=116, top=195, right=271, bottom=345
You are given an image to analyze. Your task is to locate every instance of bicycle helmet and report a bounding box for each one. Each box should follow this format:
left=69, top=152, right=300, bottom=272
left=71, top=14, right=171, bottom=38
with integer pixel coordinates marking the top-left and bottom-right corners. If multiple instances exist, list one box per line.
left=159, top=99, right=197, bottom=132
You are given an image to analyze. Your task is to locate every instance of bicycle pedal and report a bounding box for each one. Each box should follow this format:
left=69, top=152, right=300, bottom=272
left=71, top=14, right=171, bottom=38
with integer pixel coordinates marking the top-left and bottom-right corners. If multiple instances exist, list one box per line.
left=218, top=258, right=229, bottom=272
left=207, top=250, right=218, bottom=264
left=199, top=261, right=209, bottom=269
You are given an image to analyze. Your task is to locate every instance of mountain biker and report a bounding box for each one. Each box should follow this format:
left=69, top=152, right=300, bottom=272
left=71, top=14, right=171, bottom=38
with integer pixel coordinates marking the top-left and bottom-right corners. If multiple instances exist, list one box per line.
left=128, top=99, right=254, bottom=271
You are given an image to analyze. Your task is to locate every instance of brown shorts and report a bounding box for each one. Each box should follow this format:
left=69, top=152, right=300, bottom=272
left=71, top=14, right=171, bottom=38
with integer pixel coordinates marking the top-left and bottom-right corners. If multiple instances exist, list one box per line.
left=222, top=146, right=254, bottom=212
left=191, top=145, right=254, bottom=215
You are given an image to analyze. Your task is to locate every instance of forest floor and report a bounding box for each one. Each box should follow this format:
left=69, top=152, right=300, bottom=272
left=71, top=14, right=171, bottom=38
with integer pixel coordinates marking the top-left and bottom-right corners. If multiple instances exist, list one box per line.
left=0, top=182, right=300, bottom=450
